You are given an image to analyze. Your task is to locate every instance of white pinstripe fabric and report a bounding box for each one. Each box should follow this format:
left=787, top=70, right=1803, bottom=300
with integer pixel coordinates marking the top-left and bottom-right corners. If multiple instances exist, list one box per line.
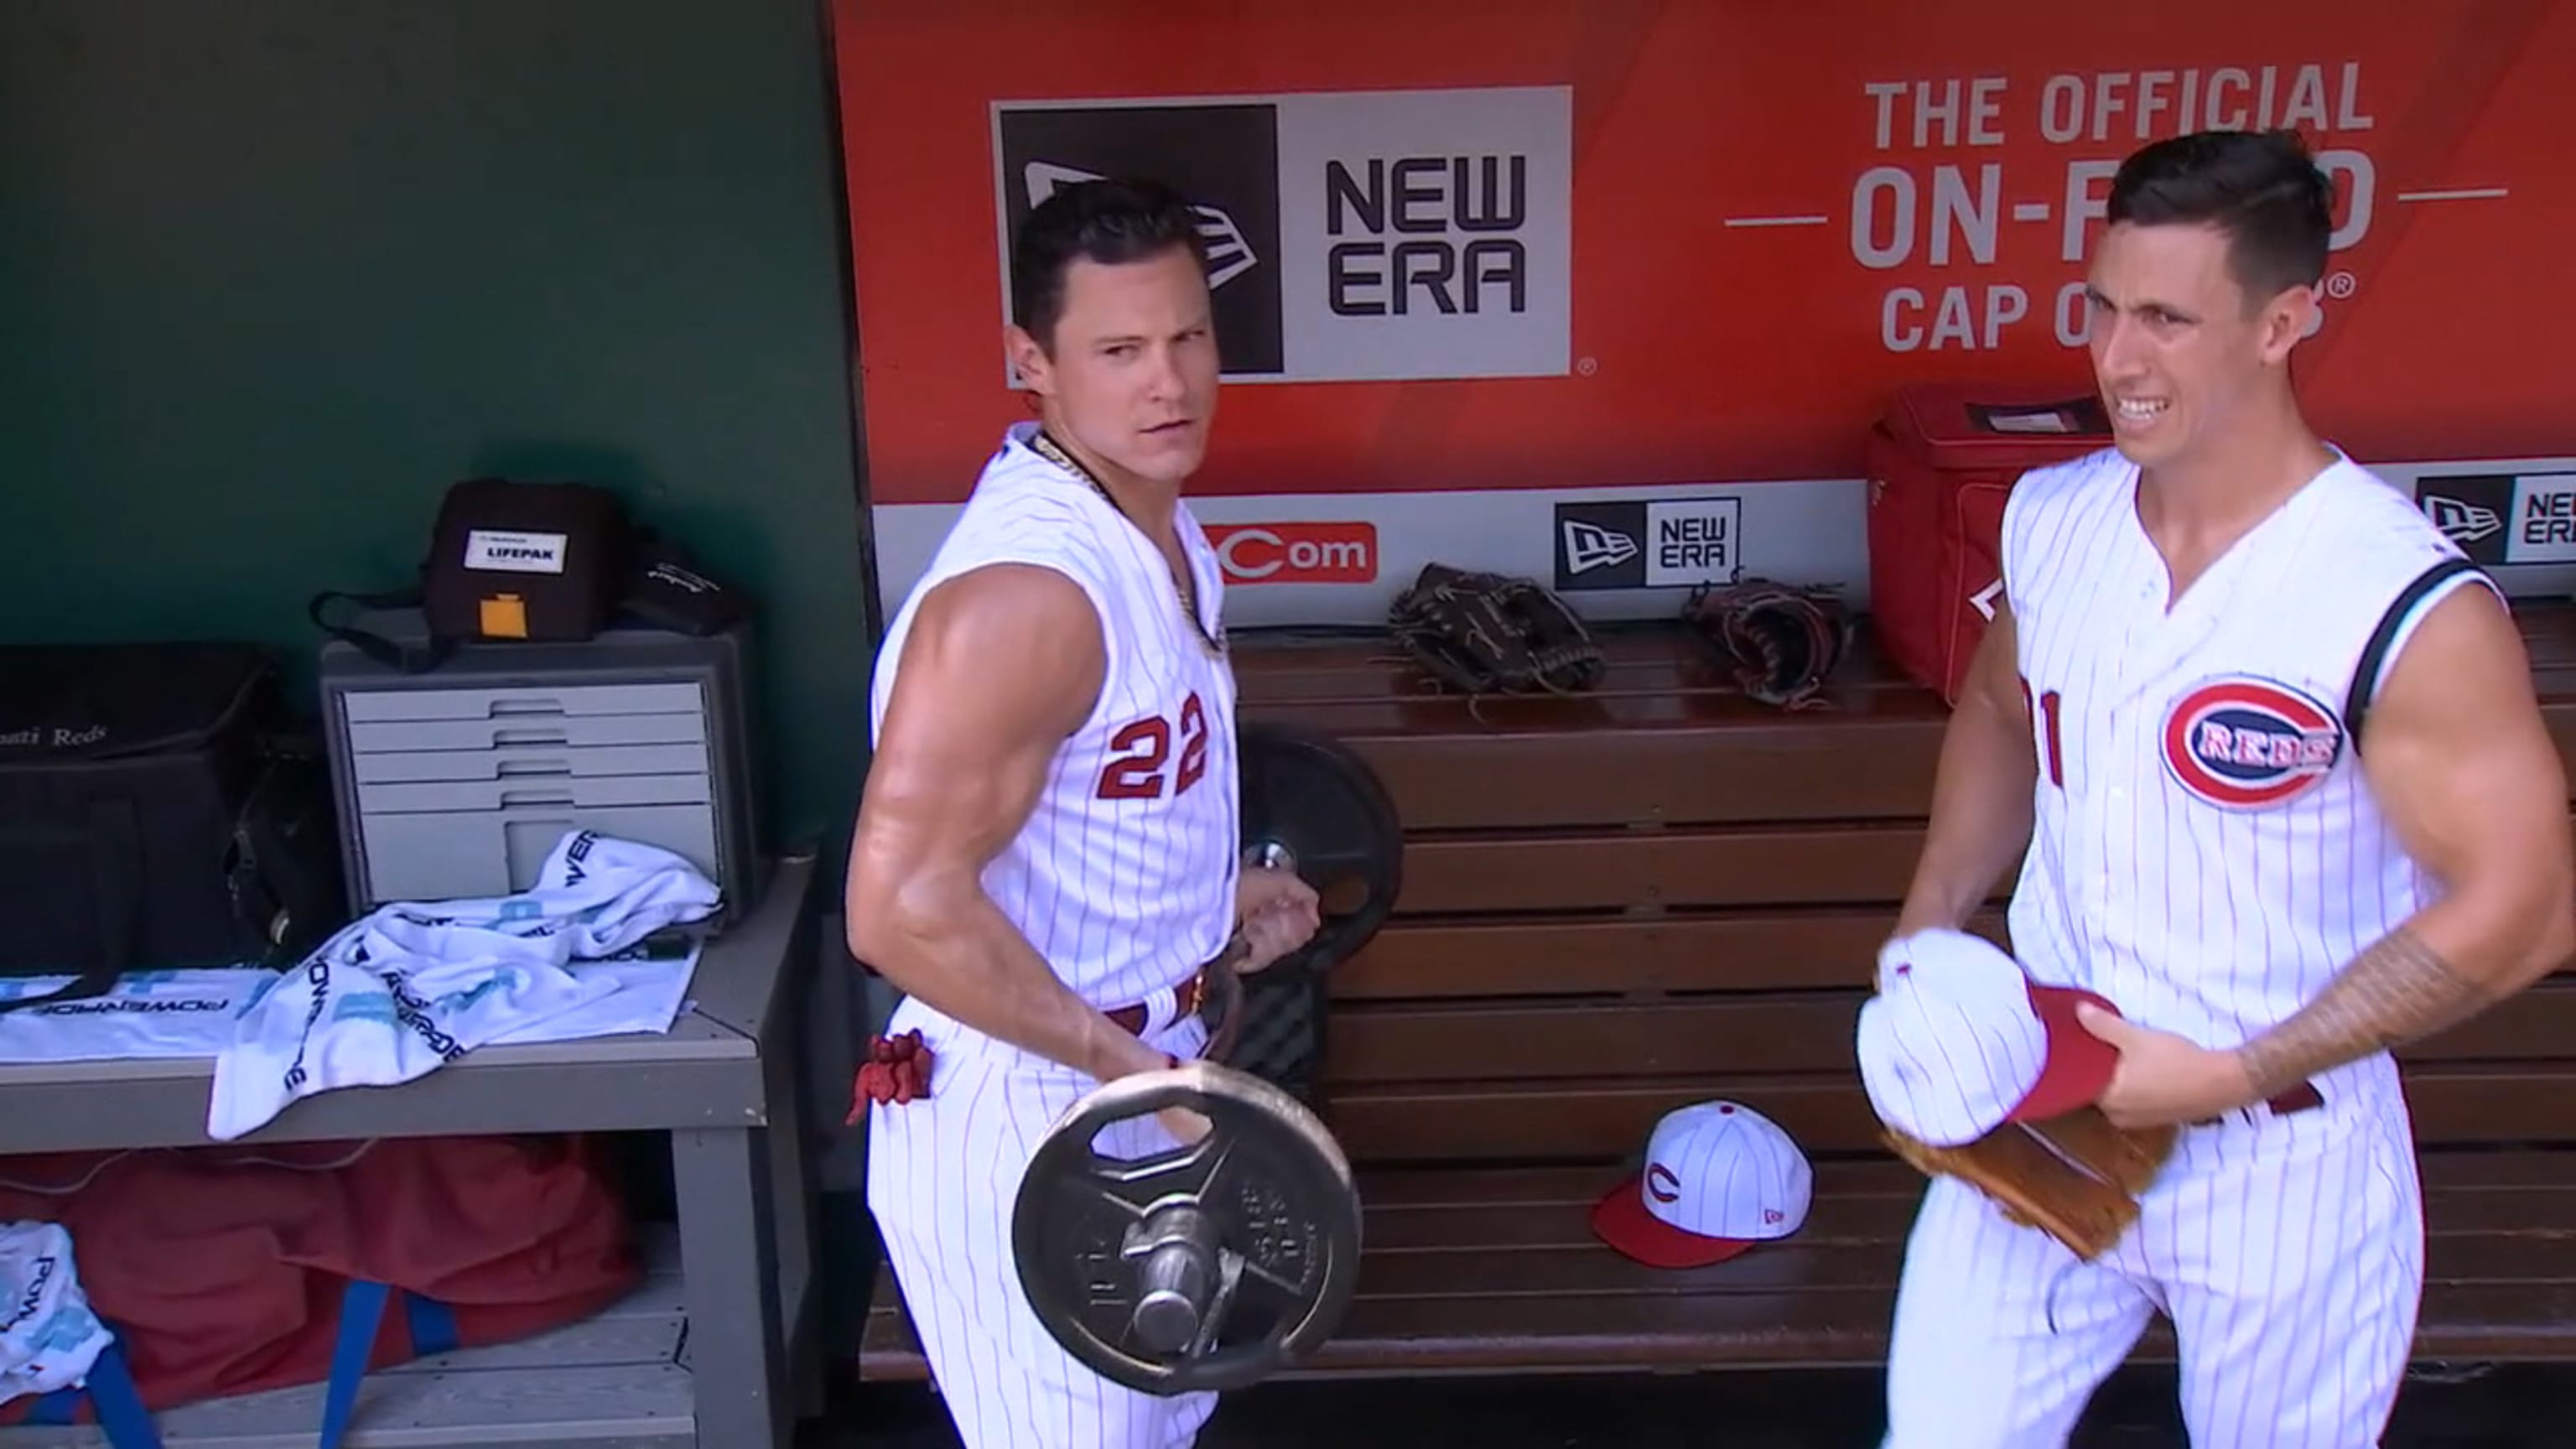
left=870, top=423, right=1240, bottom=1023
left=1882, top=447, right=2475, bottom=1446
left=863, top=423, right=1243, bottom=1447
left=868, top=1012, right=1217, bottom=1449
left=1883, top=1089, right=2423, bottom=1447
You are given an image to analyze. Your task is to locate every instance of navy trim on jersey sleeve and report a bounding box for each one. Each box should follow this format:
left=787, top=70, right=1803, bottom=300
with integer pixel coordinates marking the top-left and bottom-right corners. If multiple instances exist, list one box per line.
left=2344, top=557, right=2490, bottom=750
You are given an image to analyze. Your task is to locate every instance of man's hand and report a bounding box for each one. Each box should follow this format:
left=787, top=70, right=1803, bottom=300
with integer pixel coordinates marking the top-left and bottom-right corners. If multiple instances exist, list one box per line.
left=1230, top=866, right=1321, bottom=974
left=1158, top=1104, right=1214, bottom=1145
left=2075, top=1002, right=2257, bottom=1129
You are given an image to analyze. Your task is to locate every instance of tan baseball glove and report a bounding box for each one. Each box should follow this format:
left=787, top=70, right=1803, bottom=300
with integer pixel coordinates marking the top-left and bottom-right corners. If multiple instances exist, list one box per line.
left=1883, top=1106, right=2177, bottom=1261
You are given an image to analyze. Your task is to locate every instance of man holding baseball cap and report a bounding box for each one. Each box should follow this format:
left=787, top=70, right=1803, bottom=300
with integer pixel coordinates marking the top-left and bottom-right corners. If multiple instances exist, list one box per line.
left=1857, top=927, right=2128, bottom=1148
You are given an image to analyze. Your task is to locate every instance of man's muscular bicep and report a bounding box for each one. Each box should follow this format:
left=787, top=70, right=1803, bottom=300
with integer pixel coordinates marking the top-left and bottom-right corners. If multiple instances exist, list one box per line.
left=2360, top=582, right=2576, bottom=983
left=844, top=566, right=1105, bottom=937
left=2232, top=582, right=2572, bottom=1098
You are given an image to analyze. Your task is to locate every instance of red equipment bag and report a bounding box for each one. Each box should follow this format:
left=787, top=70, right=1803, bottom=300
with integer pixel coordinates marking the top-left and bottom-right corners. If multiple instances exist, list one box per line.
left=1864, top=383, right=2115, bottom=704
left=0, top=1134, right=640, bottom=1442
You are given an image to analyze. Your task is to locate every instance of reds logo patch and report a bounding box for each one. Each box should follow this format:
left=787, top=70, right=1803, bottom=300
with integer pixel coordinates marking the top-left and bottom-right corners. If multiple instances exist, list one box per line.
left=2161, top=676, right=2344, bottom=808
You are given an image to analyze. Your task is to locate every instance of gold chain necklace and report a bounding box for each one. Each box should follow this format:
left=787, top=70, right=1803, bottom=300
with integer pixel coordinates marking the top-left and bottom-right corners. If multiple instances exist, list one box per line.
left=1031, top=428, right=1226, bottom=657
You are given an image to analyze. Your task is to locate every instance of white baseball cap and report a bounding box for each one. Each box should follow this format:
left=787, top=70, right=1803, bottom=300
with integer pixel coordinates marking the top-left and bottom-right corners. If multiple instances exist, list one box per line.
left=1589, top=1100, right=1812, bottom=1268
left=1855, top=928, right=2124, bottom=1147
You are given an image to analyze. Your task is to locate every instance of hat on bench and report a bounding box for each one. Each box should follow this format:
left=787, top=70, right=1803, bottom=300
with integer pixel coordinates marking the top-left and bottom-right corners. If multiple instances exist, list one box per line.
left=1589, top=1100, right=1813, bottom=1269
left=1856, top=927, right=2124, bottom=1148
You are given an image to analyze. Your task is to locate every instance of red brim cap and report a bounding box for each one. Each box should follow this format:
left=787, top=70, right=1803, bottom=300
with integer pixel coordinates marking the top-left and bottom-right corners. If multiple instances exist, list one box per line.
left=2007, top=983, right=2122, bottom=1123
left=1588, top=1174, right=1758, bottom=1270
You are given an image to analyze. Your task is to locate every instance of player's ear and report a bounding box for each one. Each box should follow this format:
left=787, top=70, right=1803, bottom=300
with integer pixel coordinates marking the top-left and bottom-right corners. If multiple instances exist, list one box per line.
left=1005, top=323, right=1056, bottom=397
left=2255, top=283, right=2315, bottom=366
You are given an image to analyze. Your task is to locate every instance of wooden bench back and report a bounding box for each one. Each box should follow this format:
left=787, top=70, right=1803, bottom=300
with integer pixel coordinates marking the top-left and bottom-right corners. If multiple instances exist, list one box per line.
left=1233, top=610, right=2576, bottom=1175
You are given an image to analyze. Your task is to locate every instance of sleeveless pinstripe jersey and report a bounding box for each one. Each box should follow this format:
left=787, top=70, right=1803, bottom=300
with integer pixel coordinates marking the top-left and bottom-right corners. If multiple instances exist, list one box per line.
left=2000, top=447, right=2490, bottom=1106
left=870, top=422, right=1241, bottom=1014
left=1881, top=447, right=2483, bottom=1448
left=865, top=423, right=1238, bottom=1447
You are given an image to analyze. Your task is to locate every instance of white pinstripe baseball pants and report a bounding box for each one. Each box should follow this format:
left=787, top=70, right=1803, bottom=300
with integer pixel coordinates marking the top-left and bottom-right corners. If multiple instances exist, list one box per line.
left=1882, top=1085, right=2425, bottom=1448
left=867, top=1001, right=1216, bottom=1449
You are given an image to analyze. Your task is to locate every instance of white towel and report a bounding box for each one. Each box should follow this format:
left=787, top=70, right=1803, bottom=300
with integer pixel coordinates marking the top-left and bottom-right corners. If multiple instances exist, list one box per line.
left=0, top=970, right=278, bottom=1063
left=0, top=1222, right=112, bottom=1405
left=209, top=830, right=720, bottom=1141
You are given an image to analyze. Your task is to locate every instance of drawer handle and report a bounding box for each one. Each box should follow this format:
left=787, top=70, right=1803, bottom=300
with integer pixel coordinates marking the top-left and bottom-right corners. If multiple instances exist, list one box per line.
left=486, top=699, right=566, bottom=719
left=495, top=759, right=572, bottom=779
left=492, top=727, right=570, bottom=746
left=498, top=788, right=576, bottom=808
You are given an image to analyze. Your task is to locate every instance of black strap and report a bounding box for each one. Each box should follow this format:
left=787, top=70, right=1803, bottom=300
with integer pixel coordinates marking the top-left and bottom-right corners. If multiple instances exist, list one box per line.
left=0, top=801, right=138, bottom=1015
left=307, top=586, right=459, bottom=674
left=2344, top=558, right=2489, bottom=751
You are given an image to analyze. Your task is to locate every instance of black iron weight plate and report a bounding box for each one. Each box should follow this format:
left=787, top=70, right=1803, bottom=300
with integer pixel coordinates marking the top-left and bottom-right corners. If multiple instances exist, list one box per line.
left=1233, top=719, right=1403, bottom=976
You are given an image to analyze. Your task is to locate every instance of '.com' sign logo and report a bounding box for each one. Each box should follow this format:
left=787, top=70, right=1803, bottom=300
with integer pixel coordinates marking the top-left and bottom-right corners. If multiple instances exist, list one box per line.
left=1205, top=522, right=1378, bottom=585
left=993, top=86, right=1572, bottom=383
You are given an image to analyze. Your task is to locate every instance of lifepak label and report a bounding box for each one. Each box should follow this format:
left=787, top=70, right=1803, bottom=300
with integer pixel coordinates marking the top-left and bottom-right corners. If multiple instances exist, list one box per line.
left=463, top=529, right=569, bottom=574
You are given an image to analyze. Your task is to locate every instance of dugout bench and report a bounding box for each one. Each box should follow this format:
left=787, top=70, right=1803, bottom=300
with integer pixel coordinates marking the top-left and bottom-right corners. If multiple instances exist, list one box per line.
left=861, top=607, right=2576, bottom=1384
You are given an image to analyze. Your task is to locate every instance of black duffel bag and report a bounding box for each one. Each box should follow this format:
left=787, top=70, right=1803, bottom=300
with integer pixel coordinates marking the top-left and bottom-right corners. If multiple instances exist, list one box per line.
left=0, top=643, right=349, bottom=1011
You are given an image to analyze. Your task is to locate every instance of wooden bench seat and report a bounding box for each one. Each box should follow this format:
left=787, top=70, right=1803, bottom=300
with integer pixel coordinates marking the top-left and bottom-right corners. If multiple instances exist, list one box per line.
left=860, top=605, right=2576, bottom=1387
left=860, top=1152, right=2576, bottom=1380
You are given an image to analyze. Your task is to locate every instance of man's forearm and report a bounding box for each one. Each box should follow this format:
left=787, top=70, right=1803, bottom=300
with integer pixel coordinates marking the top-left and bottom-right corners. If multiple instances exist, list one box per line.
left=2231, top=922, right=2505, bottom=1099
left=856, top=896, right=1162, bottom=1083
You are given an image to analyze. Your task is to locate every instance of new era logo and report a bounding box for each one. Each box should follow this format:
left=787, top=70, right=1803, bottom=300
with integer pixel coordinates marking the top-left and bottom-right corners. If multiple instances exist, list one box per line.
left=1554, top=496, right=1748, bottom=592
left=1020, top=161, right=1260, bottom=291
left=993, top=87, right=1570, bottom=384
left=2421, top=495, right=2501, bottom=545
left=1561, top=520, right=1639, bottom=575
left=995, top=101, right=1286, bottom=377
left=2414, top=474, right=2516, bottom=566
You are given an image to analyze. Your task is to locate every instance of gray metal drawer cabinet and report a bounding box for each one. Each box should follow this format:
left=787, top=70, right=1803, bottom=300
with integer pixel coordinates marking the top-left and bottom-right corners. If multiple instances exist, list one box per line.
left=319, top=620, right=766, bottom=922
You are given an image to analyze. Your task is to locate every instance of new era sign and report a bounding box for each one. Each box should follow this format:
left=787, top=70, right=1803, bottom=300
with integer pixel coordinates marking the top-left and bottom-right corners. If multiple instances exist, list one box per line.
left=2413, top=470, right=2576, bottom=565
left=1554, top=496, right=1747, bottom=592
left=993, top=86, right=1572, bottom=383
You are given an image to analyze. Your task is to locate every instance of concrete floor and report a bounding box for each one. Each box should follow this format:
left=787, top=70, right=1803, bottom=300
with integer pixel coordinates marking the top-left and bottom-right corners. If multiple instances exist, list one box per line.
left=816, top=1362, right=2564, bottom=1446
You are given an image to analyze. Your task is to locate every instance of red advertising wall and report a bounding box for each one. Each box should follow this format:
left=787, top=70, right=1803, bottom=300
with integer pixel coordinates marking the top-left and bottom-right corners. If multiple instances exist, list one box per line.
left=832, top=0, right=2576, bottom=512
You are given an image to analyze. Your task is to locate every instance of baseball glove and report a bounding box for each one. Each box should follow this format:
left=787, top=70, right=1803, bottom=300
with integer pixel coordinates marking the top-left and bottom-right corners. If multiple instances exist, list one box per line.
left=1682, top=579, right=1852, bottom=709
left=1883, top=1107, right=2177, bottom=1261
left=1387, top=563, right=1605, bottom=695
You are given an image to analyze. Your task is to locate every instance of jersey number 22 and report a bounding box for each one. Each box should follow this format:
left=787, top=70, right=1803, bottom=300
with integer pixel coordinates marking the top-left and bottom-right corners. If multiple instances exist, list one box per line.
left=1097, top=692, right=1209, bottom=801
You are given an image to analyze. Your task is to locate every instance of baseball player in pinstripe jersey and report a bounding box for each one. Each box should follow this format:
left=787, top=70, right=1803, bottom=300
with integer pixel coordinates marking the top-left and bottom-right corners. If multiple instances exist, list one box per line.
left=1877, top=129, right=2576, bottom=1446
left=844, top=178, right=1322, bottom=1449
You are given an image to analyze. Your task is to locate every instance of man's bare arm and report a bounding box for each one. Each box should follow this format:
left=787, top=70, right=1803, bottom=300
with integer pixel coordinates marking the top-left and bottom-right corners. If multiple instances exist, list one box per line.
left=2231, top=584, right=2576, bottom=1098
left=844, top=564, right=1172, bottom=1085
left=1893, top=603, right=2040, bottom=937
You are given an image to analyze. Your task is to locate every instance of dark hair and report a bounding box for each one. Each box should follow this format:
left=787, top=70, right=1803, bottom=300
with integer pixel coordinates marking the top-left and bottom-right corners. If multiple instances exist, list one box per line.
left=2106, top=129, right=2335, bottom=306
left=1010, top=177, right=1209, bottom=351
